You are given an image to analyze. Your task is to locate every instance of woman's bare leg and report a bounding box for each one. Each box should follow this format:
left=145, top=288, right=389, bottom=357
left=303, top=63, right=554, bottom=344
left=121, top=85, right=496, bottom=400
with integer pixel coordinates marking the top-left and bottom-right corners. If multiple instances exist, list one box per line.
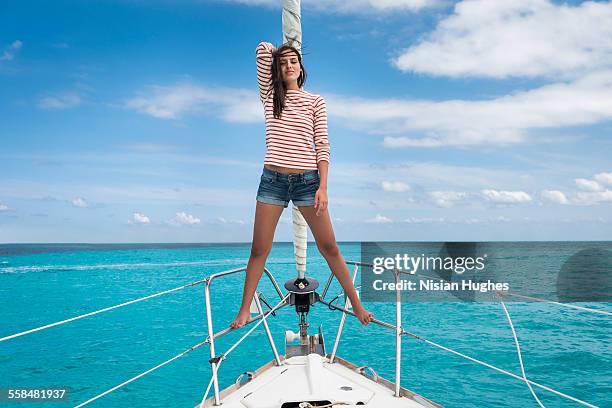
left=297, top=206, right=373, bottom=326
left=230, top=202, right=284, bottom=328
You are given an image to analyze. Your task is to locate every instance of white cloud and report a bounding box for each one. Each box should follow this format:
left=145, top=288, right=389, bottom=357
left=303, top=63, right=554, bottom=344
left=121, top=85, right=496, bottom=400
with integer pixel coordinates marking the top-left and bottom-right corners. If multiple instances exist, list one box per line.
left=594, top=172, right=612, bottom=186
left=381, top=180, right=411, bottom=192
left=217, top=217, right=246, bottom=225
left=126, top=83, right=261, bottom=122
left=38, top=93, right=81, bottom=109
left=132, top=212, right=151, bottom=224
left=541, top=190, right=569, bottom=205
left=366, top=214, right=393, bottom=223
left=352, top=1, right=612, bottom=147
left=382, top=130, right=523, bottom=148
left=573, top=190, right=612, bottom=205
left=329, top=69, right=612, bottom=147
left=0, top=39, right=22, bottom=61
left=71, top=197, right=88, bottom=208
left=482, top=189, right=532, bottom=204
left=404, top=216, right=445, bottom=223
left=168, top=211, right=201, bottom=226
left=332, top=161, right=534, bottom=193
left=0, top=203, right=9, bottom=211
left=539, top=174, right=612, bottom=206
left=309, top=0, right=440, bottom=13
left=393, top=0, right=612, bottom=79
left=221, top=0, right=440, bottom=13
left=125, top=69, right=612, bottom=147
left=428, top=191, right=467, bottom=207
left=575, top=178, right=603, bottom=192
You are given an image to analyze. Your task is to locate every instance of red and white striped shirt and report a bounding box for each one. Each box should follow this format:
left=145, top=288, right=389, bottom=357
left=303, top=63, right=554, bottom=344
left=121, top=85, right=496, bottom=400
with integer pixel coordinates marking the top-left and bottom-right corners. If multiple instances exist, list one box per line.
left=256, top=42, right=330, bottom=170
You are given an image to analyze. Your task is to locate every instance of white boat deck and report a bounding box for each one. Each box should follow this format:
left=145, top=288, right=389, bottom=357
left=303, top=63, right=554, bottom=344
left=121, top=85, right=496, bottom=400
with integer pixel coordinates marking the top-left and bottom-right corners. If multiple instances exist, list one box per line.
left=199, top=353, right=441, bottom=408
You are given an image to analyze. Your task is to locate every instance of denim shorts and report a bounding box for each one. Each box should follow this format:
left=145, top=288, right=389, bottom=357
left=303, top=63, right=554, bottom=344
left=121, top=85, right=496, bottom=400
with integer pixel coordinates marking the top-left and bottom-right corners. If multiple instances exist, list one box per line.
left=256, top=167, right=320, bottom=208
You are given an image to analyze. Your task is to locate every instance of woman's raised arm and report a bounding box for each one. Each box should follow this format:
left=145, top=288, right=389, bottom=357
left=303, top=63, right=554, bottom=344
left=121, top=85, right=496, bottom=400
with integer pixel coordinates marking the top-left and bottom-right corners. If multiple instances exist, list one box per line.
left=256, top=42, right=275, bottom=104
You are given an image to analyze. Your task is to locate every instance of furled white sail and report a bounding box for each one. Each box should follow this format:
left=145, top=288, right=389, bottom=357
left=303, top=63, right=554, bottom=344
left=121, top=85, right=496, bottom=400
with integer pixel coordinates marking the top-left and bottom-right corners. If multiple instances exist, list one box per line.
left=292, top=205, right=308, bottom=279
left=282, top=0, right=302, bottom=53
left=283, top=0, right=308, bottom=279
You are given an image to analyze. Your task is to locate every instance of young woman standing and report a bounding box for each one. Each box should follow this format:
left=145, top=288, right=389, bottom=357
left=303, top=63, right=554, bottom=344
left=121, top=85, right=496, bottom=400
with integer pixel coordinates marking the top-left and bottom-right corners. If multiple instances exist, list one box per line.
left=230, top=41, right=373, bottom=328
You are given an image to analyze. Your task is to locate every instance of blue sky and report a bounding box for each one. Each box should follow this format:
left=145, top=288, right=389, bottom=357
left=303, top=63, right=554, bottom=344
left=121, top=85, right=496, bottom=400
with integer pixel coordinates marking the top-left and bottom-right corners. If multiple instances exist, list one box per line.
left=1, top=0, right=611, bottom=243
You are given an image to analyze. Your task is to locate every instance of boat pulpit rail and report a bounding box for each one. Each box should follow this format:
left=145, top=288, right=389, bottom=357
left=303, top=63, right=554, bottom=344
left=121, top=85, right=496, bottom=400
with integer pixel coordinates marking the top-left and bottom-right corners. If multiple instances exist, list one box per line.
left=202, top=266, right=288, bottom=406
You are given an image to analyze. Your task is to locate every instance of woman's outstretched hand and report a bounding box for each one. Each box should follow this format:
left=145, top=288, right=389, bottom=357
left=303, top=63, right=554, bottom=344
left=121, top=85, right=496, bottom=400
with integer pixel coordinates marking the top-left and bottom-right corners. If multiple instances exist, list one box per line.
left=353, top=304, right=374, bottom=326
left=314, top=188, right=328, bottom=216
left=230, top=309, right=251, bottom=329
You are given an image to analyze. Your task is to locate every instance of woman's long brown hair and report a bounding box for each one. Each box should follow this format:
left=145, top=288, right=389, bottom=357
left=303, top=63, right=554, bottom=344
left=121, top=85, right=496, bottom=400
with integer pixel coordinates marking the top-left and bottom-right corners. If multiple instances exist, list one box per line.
left=271, top=44, right=307, bottom=119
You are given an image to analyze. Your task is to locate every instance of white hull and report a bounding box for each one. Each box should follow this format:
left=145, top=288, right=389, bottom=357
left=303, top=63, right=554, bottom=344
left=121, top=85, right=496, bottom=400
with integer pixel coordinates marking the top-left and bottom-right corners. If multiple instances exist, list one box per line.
left=199, top=353, right=441, bottom=408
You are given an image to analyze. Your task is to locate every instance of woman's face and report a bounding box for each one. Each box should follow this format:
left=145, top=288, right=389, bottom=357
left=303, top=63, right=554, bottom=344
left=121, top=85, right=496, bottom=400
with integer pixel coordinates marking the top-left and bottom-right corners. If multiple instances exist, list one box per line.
left=279, top=50, right=301, bottom=83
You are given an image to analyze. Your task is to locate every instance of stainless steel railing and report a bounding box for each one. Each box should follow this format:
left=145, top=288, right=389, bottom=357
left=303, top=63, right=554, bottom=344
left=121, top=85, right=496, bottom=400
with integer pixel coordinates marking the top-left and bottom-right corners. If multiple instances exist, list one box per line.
left=202, top=266, right=286, bottom=405
left=319, top=261, right=404, bottom=398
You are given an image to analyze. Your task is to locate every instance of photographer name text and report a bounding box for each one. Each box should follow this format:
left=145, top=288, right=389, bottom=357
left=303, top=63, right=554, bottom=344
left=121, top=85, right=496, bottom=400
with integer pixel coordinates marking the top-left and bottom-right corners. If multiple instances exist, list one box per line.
left=372, top=279, right=509, bottom=293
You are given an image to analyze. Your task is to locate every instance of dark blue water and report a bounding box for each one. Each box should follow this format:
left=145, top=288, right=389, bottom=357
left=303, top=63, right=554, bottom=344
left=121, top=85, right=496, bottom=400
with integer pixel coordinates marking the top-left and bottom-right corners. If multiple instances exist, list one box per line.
left=0, top=243, right=610, bottom=407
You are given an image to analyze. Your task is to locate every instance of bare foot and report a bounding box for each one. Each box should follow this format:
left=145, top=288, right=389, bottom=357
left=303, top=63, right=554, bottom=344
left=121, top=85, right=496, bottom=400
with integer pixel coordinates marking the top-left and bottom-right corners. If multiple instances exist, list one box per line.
left=230, top=309, right=251, bottom=329
left=353, top=305, right=374, bottom=326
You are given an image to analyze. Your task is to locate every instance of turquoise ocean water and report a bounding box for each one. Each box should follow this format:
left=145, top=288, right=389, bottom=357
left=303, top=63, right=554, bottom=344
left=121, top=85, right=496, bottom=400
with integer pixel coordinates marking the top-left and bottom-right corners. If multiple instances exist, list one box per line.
left=0, top=243, right=610, bottom=408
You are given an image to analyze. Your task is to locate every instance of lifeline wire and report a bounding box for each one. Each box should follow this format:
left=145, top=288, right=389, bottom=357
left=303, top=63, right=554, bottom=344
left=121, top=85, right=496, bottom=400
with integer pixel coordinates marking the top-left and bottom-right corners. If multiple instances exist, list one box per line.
left=322, top=299, right=598, bottom=407
left=74, top=338, right=210, bottom=408
left=0, top=278, right=208, bottom=342
left=497, top=294, right=546, bottom=408
left=503, top=292, right=612, bottom=316
left=76, top=294, right=288, bottom=408
left=401, top=331, right=597, bottom=407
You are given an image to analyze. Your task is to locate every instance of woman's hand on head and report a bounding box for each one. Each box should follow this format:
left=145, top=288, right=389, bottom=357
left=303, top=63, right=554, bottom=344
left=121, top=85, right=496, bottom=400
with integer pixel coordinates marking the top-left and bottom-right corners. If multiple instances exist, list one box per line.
left=314, top=188, right=328, bottom=216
